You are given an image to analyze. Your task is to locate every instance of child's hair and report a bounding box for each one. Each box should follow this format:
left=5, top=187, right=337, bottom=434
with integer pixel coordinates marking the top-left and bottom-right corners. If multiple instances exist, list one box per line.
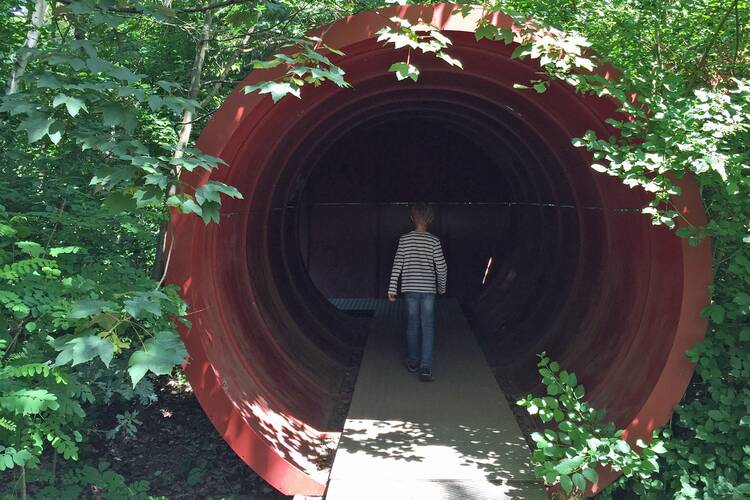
left=410, top=203, right=435, bottom=226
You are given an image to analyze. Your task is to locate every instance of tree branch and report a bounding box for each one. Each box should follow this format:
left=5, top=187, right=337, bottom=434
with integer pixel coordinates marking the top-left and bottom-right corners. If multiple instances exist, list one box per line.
left=732, top=0, right=741, bottom=70
left=153, top=7, right=214, bottom=280
left=174, top=7, right=214, bottom=158
left=107, top=0, right=258, bottom=15
left=209, top=6, right=304, bottom=43
left=690, top=0, right=738, bottom=87
left=180, top=0, right=257, bottom=14
left=6, top=0, right=47, bottom=95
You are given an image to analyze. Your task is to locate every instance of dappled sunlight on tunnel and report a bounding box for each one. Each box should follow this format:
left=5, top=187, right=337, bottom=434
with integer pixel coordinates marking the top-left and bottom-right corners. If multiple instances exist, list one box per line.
left=166, top=3, right=712, bottom=496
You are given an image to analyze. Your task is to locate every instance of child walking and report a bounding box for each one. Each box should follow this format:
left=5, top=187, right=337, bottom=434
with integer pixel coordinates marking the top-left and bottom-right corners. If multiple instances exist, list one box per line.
left=387, top=203, right=447, bottom=382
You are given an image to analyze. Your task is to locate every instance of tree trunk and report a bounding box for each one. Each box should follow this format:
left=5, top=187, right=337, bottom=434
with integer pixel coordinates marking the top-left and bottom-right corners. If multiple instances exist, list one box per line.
left=20, top=465, right=27, bottom=500
left=152, top=8, right=214, bottom=280
left=175, top=9, right=214, bottom=159
left=6, top=0, right=47, bottom=95
left=151, top=219, right=168, bottom=280
left=200, top=27, right=254, bottom=108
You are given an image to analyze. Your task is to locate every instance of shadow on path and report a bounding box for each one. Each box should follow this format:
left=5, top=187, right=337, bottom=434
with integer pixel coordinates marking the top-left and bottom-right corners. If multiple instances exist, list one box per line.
left=325, top=299, right=546, bottom=499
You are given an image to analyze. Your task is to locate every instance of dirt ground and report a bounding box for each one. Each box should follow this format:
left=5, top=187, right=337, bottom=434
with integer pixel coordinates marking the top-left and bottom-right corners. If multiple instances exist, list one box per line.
left=77, top=383, right=292, bottom=500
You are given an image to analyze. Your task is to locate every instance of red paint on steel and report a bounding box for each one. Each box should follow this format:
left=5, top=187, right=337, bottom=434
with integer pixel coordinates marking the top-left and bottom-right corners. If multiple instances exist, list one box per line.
left=166, top=4, right=712, bottom=496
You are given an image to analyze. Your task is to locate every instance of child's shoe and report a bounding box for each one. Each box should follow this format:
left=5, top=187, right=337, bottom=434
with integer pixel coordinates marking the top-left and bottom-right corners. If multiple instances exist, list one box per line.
left=419, top=368, right=434, bottom=382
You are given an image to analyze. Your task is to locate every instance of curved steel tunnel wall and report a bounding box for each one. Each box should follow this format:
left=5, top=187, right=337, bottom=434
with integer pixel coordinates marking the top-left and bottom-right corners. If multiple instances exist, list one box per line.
left=166, top=4, right=712, bottom=496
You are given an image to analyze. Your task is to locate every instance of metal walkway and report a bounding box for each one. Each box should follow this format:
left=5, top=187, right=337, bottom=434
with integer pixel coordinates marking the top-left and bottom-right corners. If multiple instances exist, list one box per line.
left=325, top=299, right=546, bottom=499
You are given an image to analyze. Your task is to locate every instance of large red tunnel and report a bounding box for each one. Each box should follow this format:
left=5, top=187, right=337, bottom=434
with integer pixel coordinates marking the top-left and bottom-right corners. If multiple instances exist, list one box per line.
left=166, top=4, right=712, bottom=496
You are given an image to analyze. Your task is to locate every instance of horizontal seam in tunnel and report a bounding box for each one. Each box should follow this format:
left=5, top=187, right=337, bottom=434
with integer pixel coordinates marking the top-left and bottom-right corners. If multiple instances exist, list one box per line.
left=218, top=203, right=645, bottom=214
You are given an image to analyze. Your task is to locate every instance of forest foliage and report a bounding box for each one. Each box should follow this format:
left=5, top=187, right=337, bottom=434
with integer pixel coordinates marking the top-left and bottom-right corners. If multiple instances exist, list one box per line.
left=0, top=0, right=748, bottom=498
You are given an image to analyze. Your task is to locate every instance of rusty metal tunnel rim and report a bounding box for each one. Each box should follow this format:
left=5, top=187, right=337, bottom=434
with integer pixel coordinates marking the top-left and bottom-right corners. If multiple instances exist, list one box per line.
left=166, top=4, right=712, bottom=496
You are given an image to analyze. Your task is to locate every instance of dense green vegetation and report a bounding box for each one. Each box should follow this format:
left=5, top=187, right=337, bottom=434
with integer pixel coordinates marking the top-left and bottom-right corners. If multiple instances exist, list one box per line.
left=0, top=0, right=747, bottom=498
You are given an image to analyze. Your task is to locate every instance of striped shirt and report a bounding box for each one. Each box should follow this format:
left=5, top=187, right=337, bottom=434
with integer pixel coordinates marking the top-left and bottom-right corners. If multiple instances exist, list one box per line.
left=388, top=231, right=447, bottom=295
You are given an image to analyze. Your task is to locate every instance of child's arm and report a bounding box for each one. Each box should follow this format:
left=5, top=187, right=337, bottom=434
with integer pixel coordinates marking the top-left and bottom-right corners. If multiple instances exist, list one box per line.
left=434, top=239, right=447, bottom=295
left=387, top=237, right=405, bottom=299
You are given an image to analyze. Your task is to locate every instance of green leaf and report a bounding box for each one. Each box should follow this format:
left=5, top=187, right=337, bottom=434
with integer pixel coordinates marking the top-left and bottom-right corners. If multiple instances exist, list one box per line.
left=133, top=186, right=163, bottom=208
left=389, top=62, right=420, bottom=82
left=702, top=304, right=725, bottom=324
left=586, top=437, right=602, bottom=450
left=199, top=201, right=220, bottom=224
left=0, top=389, right=59, bottom=415
left=436, top=52, right=463, bottom=68
left=124, top=291, right=166, bottom=319
left=156, top=80, right=178, bottom=92
left=108, top=65, right=141, bottom=83
left=253, top=58, right=284, bottom=69
left=47, top=119, right=64, bottom=144
left=511, top=44, right=528, bottom=59
left=651, top=441, right=667, bottom=454
left=708, top=409, right=723, bottom=421
left=16, top=241, right=43, bottom=258
left=52, top=94, right=87, bottom=117
left=37, top=73, right=64, bottom=89
left=162, top=96, right=199, bottom=113
left=100, top=102, right=137, bottom=131
left=614, top=440, right=631, bottom=454
left=573, top=384, right=585, bottom=399
left=178, top=198, right=203, bottom=216
left=128, top=331, right=187, bottom=387
left=572, top=472, right=586, bottom=491
left=147, top=95, right=162, bottom=111
left=499, top=27, right=514, bottom=44
left=0, top=222, right=16, bottom=238
left=582, top=467, right=598, bottom=484
left=560, top=474, right=573, bottom=493
left=0, top=96, right=34, bottom=116
left=17, top=114, right=54, bottom=143
left=533, top=82, right=547, bottom=93
left=556, top=455, right=585, bottom=475
left=48, top=55, right=86, bottom=71
left=70, top=299, right=114, bottom=319
left=194, top=181, right=243, bottom=205
left=244, top=81, right=301, bottom=102
left=474, top=23, right=498, bottom=41
left=49, top=246, right=83, bottom=257
left=11, top=449, right=33, bottom=467
left=54, top=335, right=115, bottom=367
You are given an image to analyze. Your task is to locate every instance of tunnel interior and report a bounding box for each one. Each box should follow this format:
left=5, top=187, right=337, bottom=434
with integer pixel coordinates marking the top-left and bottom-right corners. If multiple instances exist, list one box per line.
left=294, top=110, right=583, bottom=375
left=168, top=5, right=710, bottom=495
left=266, top=85, right=683, bottom=424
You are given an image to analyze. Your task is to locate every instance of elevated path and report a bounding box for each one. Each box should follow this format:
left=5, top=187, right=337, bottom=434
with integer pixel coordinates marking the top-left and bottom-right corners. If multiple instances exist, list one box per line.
left=325, top=298, right=546, bottom=499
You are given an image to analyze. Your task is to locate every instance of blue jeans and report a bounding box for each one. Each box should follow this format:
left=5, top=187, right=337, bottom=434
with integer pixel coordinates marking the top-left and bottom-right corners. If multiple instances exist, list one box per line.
left=404, top=292, right=436, bottom=370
